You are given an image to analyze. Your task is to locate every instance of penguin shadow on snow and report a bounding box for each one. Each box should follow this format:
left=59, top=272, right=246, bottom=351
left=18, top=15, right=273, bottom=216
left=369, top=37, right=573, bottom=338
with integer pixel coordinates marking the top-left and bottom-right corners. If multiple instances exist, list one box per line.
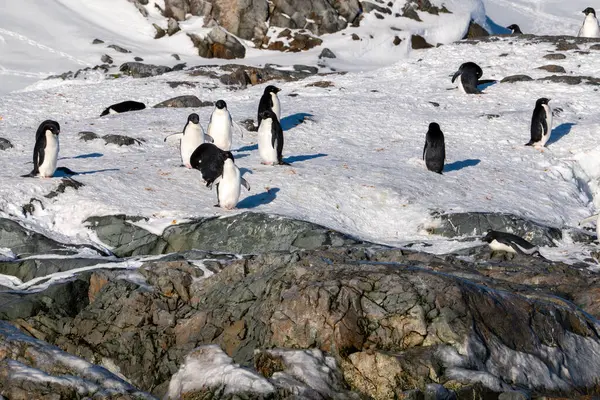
left=59, top=153, right=104, bottom=160
left=283, top=153, right=328, bottom=164
left=280, top=113, right=314, bottom=131
left=237, top=188, right=280, bottom=209
left=53, top=167, right=119, bottom=177
left=546, top=123, right=576, bottom=146
left=235, top=144, right=258, bottom=152
left=444, top=159, right=481, bottom=173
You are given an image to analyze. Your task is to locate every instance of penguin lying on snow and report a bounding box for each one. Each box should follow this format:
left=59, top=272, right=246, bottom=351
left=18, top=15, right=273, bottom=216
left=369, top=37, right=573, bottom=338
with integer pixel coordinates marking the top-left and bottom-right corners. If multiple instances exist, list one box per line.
left=451, top=62, right=483, bottom=94
left=257, top=110, right=289, bottom=166
left=578, top=7, right=600, bottom=38
left=423, top=123, right=445, bottom=174
left=100, top=100, right=146, bottom=117
left=164, top=113, right=211, bottom=168
left=22, top=120, right=60, bottom=178
left=257, top=85, right=281, bottom=127
left=482, top=230, right=546, bottom=258
left=525, top=98, right=552, bottom=149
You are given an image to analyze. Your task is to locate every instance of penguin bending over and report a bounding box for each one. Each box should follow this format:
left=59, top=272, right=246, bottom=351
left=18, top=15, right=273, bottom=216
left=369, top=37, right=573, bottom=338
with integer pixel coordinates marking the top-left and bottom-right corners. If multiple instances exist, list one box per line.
left=482, top=230, right=546, bottom=258
left=257, top=85, right=281, bottom=127
left=578, top=7, right=600, bottom=38
left=207, top=100, right=233, bottom=151
left=211, top=152, right=251, bottom=210
left=423, top=122, right=445, bottom=174
left=257, top=110, right=289, bottom=166
left=525, top=98, right=552, bottom=149
left=164, top=113, right=208, bottom=168
left=190, top=143, right=231, bottom=187
left=22, top=120, right=60, bottom=178
left=507, top=24, right=523, bottom=34
left=100, top=100, right=146, bottom=117
left=451, top=62, right=483, bottom=94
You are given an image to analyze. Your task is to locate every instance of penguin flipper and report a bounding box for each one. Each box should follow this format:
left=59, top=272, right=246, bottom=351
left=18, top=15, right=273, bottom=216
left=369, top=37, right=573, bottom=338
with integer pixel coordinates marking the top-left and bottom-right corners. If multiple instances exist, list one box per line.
left=205, top=134, right=214, bottom=144
left=208, top=176, right=222, bottom=190
left=241, top=178, right=251, bottom=191
left=451, top=71, right=460, bottom=84
left=423, top=142, right=428, bottom=160
left=164, top=133, right=183, bottom=142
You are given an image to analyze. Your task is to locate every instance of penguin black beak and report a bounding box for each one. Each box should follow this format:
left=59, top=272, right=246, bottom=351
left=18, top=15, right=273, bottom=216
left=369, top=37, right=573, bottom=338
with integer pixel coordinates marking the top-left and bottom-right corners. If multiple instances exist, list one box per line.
left=451, top=71, right=461, bottom=83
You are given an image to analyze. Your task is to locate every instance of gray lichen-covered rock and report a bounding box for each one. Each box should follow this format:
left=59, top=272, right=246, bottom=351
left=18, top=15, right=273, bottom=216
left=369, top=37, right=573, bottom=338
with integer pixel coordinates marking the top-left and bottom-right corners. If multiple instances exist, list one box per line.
left=188, top=26, right=246, bottom=59
left=102, top=134, right=144, bottom=146
left=501, top=74, right=533, bottom=83
left=270, top=0, right=348, bottom=36
left=153, top=95, right=213, bottom=108
left=119, top=62, right=172, bottom=78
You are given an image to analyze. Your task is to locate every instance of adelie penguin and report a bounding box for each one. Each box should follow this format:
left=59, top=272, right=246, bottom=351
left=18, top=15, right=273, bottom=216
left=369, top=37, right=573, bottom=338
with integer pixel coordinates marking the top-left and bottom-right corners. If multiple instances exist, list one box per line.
left=423, top=123, right=445, bottom=174
left=451, top=62, right=483, bottom=94
left=210, top=152, right=251, bottom=210
left=190, top=143, right=232, bottom=188
left=578, top=7, right=600, bottom=38
left=525, top=98, right=552, bottom=150
left=257, top=110, right=289, bottom=166
left=482, top=230, right=546, bottom=259
left=164, top=113, right=209, bottom=168
left=506, top=24, right=523, bottom=34
left=257, top=85, right=281, bottom=127
left=207, top=100, right=233, bottom=151
left=100, top=100, right=146, bottom=117
left=22, top=120, right=60, bottom=178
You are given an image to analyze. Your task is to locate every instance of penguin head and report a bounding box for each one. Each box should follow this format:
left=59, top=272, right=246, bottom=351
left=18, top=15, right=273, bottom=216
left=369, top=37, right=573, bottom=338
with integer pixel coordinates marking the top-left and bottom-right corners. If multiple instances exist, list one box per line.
left=506, top=24, right=522, bottom=34
left=583, top=7, right=596, bottom=16
left=482, top=230, right=498, bottom=243
left=41, top=120, right=60, bottom=136
left=536, top=98, right=551, bottom=106
left=215, top=100, right=227, bottom=110
left=428, top=122, right=441, bottom=132
left=265, top=85, right=281, bottom=95
left=222, top=151, right=235, bottom=162
left=259, top=110, right=276, bottom=121
left=187, top=113, right=200, bottom=124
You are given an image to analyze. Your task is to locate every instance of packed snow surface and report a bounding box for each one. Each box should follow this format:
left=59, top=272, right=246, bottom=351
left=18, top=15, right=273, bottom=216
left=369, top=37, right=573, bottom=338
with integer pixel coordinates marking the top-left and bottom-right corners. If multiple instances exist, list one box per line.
left=0, top=0, right=599, bottom=261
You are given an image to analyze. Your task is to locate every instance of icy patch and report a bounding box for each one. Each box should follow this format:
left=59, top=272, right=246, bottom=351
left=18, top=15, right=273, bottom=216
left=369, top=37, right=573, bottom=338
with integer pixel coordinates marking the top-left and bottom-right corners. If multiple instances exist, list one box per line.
left=166, top=345, right=275, bottom=399
left=129, top=217, right=192, bottom=236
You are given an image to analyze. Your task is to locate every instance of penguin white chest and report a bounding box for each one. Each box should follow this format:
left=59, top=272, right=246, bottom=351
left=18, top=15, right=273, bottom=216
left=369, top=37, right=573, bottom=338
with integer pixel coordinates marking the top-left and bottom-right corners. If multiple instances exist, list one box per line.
left=181, top=124, right=204, bottom=168
left=270, top=93, right=281, bottom=121
left=218, top=160, right=241, bottom=210
left=457, top=75, right=466, bottom=94
left=208, top=110, right=232, bottom=151
left=579, top=15, right=600, bottom=38
left=540, top=104, right=553, bottom=147
left=258, top=120, right=278, bottom=164
left=488, top=239, right=517, bottom=254
left=39, top=131, right=59, bottom=178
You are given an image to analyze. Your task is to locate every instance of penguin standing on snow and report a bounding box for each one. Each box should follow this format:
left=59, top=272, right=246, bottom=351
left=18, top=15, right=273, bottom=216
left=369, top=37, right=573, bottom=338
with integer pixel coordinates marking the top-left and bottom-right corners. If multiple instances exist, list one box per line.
left=22, top=120, right=60, bottom=178
left=207, top=100, right=233, bottom=151
left=525, top=98, right=552, bottom=149
left=578, top=7, right=600, bottom=38
left=482, top=230, right=546, bottom=258
left=257, top=110, right=289, bottom=166
left=451, top=62, right=483, bottom=94
left=164, top=113, right=209, bottom=168
left=190, top=143, right=231, bottom=187
left=507, top=24, right=523, bottom=34
left=210, top=152, right=251, bottom=210
left=257, top=85, right=281, bottom=127
left=423, top=122, right=445, bottom=174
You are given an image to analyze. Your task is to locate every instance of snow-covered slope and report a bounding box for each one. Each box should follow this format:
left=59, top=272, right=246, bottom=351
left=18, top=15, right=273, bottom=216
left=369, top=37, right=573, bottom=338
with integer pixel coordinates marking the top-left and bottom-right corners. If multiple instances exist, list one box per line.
left=1, top=0, right=600, bottom=261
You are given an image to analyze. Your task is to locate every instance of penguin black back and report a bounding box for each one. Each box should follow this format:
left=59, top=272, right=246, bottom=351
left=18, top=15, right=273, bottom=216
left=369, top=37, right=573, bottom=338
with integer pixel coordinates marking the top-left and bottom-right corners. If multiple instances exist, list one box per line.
left=257, top=85, right=280, bottom=126
left=526, top=98, right=551, bottom=146
left=423, top=122, right=445, bottom=174
left=190, top=143, right=232, bottom=187
left=507, top=24, right=523, bottom=34
left=451, top=62, right=483, bottom=94
left=100, top=100, right=146, bottom=117
left=24, top=120, right=60, bottom=177
left=259, top=109, right=287, bottom=165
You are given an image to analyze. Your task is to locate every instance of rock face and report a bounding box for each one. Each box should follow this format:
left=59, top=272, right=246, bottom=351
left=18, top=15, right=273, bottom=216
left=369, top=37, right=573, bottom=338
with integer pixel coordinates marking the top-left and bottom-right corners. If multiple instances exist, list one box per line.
left=188, top=26, right=246, bottom=59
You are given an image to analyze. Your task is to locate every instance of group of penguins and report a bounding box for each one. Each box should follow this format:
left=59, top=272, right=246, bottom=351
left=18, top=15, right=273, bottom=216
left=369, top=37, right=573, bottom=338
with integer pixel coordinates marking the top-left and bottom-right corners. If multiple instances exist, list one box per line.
left=22, top=85, right=286, bottom=211
left=17, top=6, right=600, bottom=258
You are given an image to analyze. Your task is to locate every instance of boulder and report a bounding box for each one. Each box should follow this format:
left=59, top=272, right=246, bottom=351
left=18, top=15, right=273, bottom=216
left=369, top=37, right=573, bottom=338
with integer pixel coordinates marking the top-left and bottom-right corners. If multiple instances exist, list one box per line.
left=537, top=64, right=566, bottom=73
left=188, top=26, right=246, bottom=59
left=319, top=47, right=337, bottom=59
left=411, top=34, right=434, bottom=49
left=543, top=53, right=566, bottom=60
left=463, top=21, right=489, bottom=39
left=108, top=44, right=132, bottom=53
left=102, top=134, right=144, bottom=146
left=500, top=74, right=533, bottom=83
left=0, top=138, right=13, bottom=150
left=119, top=62, right=172, bottom=78
left=153, top=95, right=213, bottom=108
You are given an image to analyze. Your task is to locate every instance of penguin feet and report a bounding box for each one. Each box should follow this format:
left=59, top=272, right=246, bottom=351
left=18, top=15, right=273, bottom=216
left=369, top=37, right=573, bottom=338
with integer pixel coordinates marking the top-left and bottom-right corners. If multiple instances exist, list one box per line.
left=261, top=161, right=275, bottom=166
left=213, top=204, right=220, bottom=208
left=279, top=161, right=291, bottom=166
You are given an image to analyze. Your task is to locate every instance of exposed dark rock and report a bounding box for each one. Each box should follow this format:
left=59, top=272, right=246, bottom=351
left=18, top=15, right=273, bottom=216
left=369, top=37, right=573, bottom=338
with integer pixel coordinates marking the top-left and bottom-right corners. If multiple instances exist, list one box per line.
left=78, top=131, right=100, bottom=141
left=153, top=23, right=166, bottom=39
left=374, top=12, right=384, bottom=19
left=463, top=21, right=490, bottom=39
left=393, top=35, right=402, bottom=45
left=294, top=64, right=318, bottom=74
left=154, top=95, right=213, bottom=108
left=238, top=118, right=258, bottom=132
left=108, top=44, right=132, bottom=53
left=188, top=27, right=246, bottom=59
left=102, top=134, right=144, bottom=146
left=537, top=64, right=566, bottom=73
left=101, top=54, right=113, bottom=64
left=429, top=101, right=440, bottom=107
left=351, top=33, right=360, bottom=41
left=167, top=18, right=180, bottom=36
left=556, top=40, right=579, bottom=51
left=166, top=81, right=197, bottom=88
left=21, top=198, right=43, bottom=217
left=171, top=53, right=181, bottom=60
left=543, top=53, right=566, bottom=60
left=591, top=44, right=600, bottom=50
left=44, top=178, right=85, bottom=199
left=119, top=62, right=172, bottom=78
left=307, top=80, right=334, bottom=88
left=319, top=48, right=337, bottom=59
left=537, top=75, right=600, bottom=85
left=92, top=38, right=104, bottom=44
left=0, top=138, right=13, bottom=150
left=172, top=62, right=186, bottom=71
left=268, top=31, right=324, bottom=52
left=411, top=34, right=434, bottom=49
left=430, top=211, right=561, bottom=247
left=134, top=56, right=144, bottom=62
left=219, top=67, right=251, bottom=86
left=270, top=0, right=350, bottom=36
left=46, top=64, right=112, bottom=81
left=501, top=74, right=533, bottom=83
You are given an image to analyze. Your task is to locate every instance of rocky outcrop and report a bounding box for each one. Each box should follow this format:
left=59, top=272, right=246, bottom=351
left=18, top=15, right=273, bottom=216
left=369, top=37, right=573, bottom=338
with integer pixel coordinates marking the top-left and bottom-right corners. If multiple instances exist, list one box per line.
left=119, top=62, right=172, bottom=78
left=188, top=26, right=246, bottom=59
